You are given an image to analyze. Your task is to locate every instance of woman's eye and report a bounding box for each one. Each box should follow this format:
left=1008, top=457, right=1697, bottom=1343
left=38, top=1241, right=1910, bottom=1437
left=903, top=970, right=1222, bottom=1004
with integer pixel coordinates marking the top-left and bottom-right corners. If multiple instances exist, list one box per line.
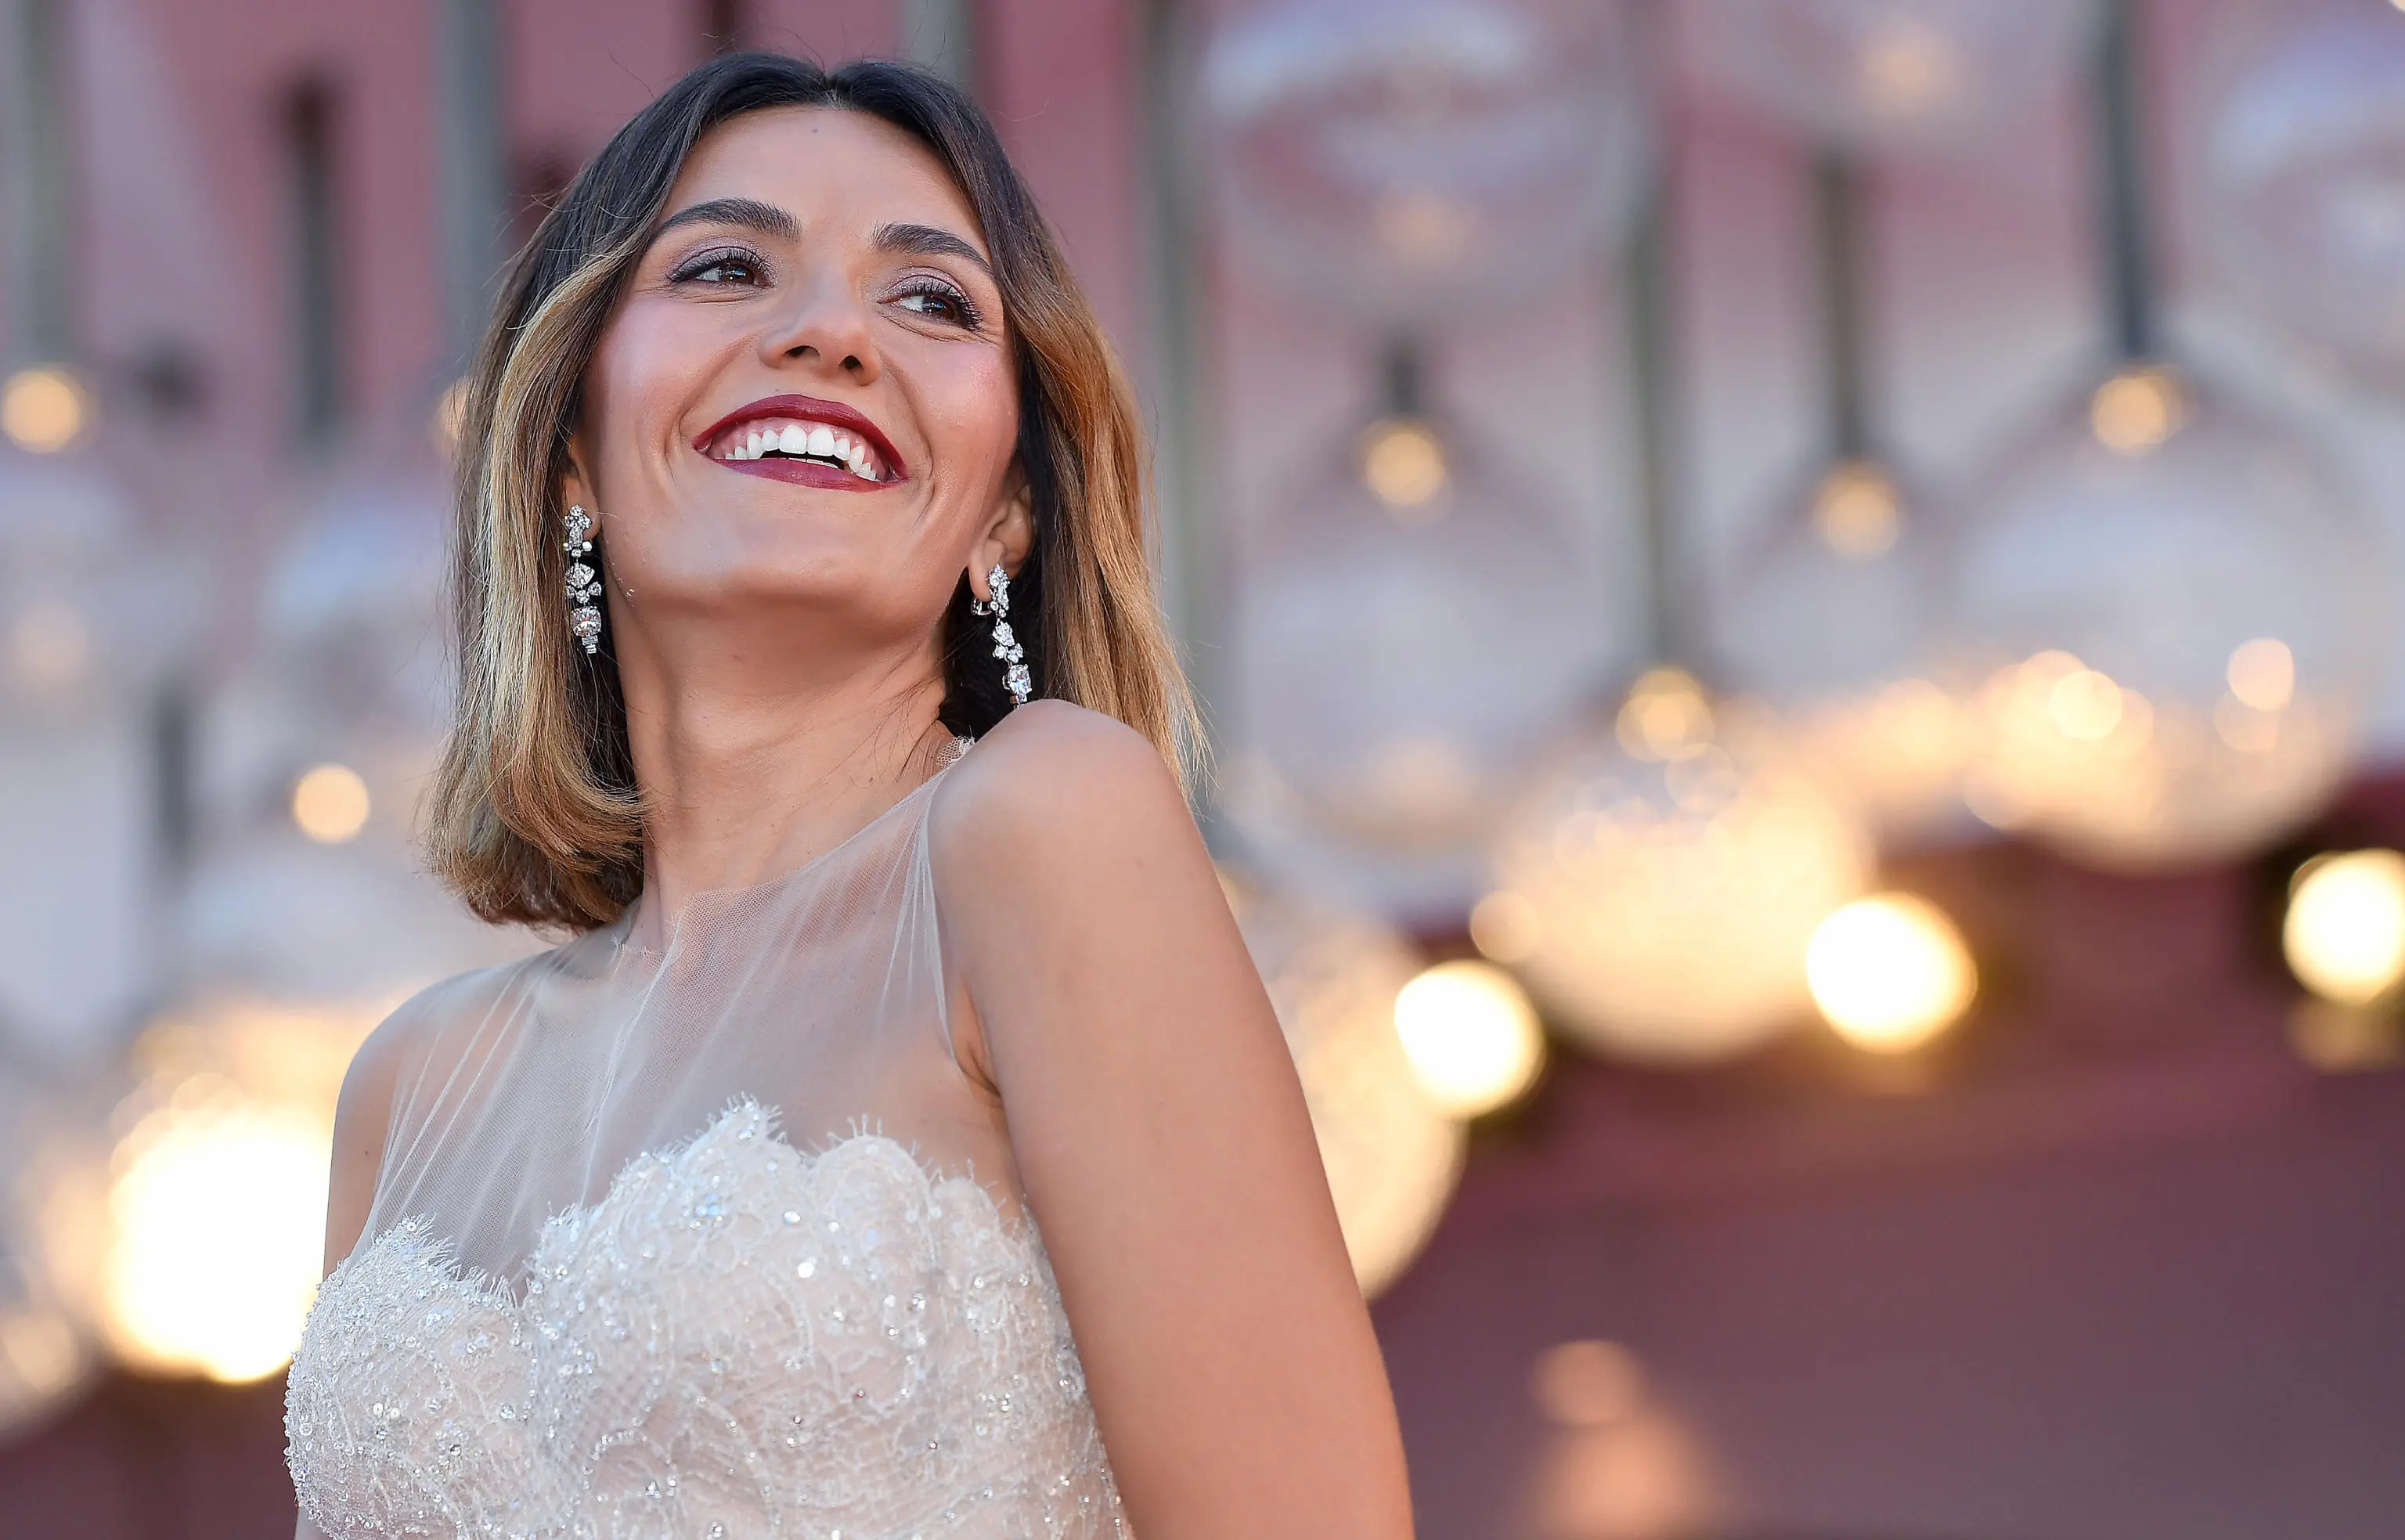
left=894, top=281, right=981, bottom=328
left=672, top=249, right=765, bottom=286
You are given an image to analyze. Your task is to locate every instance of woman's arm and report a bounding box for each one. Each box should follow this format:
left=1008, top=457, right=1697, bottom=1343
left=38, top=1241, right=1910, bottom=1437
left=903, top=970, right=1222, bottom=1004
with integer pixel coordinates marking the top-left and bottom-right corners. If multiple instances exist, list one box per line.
left=293, top=1008, right=408, bottom=1540
left=935, top=701, right=1415, bottom=1539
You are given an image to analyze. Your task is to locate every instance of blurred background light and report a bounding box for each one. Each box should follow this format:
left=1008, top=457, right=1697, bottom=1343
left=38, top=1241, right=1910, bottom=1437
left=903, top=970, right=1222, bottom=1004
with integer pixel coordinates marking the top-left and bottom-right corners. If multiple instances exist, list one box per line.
left=1533, top=1339, right=1646, bottom=1430
left=1526, top=1337, right=1718, bottom=1540
left=1695, top=0, right=2100, bottom=154
left=0, top=367, right=88, bottom=455
left=2283, top=849, right=2405, bottom=1006
left=1493, top=671, right=1873, bottom=1065
left=1359, top=417, right=1449, bottom=515
left=1393, top=958, right=1545, bottom=1117
left=1200, top=0, right=1646, bottom=319
left=1806, top=891, right=1978, bottom=1052
left=290, top=763, right=371, bottom=846
left=1228, top=877, right=1465, bottom=1293
left=96, top=1002, right=373, bottom=1383
left=2089, top=362, right=2184, bottom=454
left=103, top=1104, right=329, bottom=1383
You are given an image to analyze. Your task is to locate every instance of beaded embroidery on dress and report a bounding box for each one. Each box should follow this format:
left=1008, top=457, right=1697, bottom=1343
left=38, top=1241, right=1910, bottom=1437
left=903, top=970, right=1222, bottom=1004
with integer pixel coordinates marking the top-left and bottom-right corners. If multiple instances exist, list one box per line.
left=283, top=749, right=1130, bottom=1538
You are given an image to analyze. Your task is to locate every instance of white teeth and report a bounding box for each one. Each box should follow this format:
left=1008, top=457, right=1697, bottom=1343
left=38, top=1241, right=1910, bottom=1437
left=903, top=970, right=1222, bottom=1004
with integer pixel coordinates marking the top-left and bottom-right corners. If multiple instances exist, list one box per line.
left=716, top=417, right=886, bottom=477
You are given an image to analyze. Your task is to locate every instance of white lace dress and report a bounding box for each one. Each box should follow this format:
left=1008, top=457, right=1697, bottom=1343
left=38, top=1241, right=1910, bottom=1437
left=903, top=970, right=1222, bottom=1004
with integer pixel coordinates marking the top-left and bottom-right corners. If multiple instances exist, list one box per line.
left=284, top=752, right=1128, bottom=1538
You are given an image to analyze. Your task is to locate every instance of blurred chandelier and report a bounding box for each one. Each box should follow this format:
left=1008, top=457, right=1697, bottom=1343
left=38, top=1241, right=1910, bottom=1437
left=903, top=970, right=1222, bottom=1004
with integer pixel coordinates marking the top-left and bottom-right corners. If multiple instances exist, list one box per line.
left=1226, top=874, right=1463, bottom=1295
left=1480, top=176, right=1873, bottom=1066
left=1696, top=0, right=2102, bottom=154
left=1230, top=340, right=1601, bottom=921
left=2202, top=0, right=2405, bottom=389
left=1951, top=0, right=2384, bottom=871
left=1490, top=669, right=1872, bottom=1065
left=1714, top=151, right=1970, bottom=831
left=1199, top=0, right=1646, bottom=319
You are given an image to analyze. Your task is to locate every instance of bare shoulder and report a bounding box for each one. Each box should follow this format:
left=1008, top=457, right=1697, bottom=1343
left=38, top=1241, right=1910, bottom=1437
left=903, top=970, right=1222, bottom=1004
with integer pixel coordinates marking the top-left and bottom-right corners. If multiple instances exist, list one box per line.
left=336, top=957, right=529, bottom=1131
left=930, top=700, right=1197, bottom=883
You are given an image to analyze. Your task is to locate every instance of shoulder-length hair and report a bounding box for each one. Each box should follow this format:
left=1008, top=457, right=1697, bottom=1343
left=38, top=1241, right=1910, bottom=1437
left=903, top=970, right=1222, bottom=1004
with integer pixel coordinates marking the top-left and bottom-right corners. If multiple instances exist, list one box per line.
left=426, top=52, right=1199, bottom=933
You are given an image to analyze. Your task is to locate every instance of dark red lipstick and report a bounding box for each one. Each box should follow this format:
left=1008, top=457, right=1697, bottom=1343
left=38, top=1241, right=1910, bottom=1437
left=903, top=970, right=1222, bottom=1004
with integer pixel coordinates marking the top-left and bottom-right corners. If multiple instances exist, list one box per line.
left=693, top=393, right=908, bottom=490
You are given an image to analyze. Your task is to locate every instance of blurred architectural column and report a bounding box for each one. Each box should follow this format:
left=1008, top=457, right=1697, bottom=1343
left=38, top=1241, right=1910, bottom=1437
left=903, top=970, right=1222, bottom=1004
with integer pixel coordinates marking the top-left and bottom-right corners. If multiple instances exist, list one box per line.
left=900, top=0, right=978, bottom=92
left=2, top=0, right=68, bottom=366
left=1136, top=0, right=1224, bottom=816
left=0, top=0, right=159, bottom=1066
left=434, top=0, right=510, bottom=368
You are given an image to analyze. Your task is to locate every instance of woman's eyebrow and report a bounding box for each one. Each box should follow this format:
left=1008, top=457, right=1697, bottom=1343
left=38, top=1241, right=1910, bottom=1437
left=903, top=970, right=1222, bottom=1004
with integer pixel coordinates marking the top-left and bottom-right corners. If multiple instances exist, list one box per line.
left=874, top=222, right=994, bottom=280
left=651, top=197, right=801, bottom=243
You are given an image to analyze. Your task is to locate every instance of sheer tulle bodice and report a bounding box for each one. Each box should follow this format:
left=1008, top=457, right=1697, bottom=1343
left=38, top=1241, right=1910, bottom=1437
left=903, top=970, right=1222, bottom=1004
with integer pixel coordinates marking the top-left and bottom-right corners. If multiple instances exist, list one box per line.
left=285, top=752, right=1129, bottom=1538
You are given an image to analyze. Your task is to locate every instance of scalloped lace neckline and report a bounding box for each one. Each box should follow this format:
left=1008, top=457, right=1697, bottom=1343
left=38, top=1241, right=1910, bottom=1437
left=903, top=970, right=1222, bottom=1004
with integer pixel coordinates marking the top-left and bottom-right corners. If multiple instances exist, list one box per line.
left=353, top=1100, right=1029, bottom=1298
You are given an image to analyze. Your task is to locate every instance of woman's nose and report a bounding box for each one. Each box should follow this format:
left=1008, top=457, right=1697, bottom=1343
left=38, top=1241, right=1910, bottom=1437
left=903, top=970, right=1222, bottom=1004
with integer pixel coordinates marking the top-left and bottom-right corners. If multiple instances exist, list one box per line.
left=758, top=277, right=881, bottom=383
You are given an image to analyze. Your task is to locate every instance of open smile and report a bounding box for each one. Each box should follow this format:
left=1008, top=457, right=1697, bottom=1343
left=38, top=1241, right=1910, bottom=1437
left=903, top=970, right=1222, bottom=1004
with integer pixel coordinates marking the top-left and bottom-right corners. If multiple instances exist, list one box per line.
left=693, top=394, right=907, bottom=491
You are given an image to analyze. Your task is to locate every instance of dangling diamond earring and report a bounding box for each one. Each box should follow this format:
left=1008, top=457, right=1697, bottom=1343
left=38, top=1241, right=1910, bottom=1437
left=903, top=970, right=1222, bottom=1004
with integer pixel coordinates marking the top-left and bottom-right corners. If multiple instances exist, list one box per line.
left=564, top=505, right=604, bottom=655
left=968, top=562, right=1032, bottom=705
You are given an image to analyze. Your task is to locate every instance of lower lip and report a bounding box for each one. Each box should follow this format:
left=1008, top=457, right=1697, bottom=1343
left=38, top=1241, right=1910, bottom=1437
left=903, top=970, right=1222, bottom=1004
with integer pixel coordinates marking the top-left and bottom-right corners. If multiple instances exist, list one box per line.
left=708, top=455, right=900, bottom=492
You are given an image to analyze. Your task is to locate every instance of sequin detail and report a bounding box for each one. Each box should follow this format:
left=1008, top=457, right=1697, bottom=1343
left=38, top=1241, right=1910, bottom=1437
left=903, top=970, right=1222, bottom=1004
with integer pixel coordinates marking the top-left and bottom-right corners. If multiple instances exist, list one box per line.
left=287, top=1102, right=1127, bottom=1538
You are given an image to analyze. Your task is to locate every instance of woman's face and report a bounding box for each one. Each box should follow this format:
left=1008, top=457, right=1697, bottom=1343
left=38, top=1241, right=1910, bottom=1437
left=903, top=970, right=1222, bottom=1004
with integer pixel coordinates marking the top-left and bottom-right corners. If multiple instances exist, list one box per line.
left=569, top=106, right=1025, bottom=662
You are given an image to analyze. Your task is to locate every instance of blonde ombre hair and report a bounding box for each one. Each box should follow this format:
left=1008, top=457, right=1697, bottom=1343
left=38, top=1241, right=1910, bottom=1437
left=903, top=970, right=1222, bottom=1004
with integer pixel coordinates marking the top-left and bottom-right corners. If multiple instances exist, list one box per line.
left=427, top=54, right=1199, bottom=932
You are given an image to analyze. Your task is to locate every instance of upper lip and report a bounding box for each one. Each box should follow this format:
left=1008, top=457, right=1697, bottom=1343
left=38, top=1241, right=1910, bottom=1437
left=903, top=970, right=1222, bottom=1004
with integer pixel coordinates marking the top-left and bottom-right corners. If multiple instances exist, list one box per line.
left=691, top=393, right=907, bottom=480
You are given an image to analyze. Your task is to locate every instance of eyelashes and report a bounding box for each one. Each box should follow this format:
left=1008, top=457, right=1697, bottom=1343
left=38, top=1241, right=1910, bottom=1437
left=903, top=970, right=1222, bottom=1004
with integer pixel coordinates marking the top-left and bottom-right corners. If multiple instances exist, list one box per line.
left=663, top=245, right=987, bottom=332
left=889, top=273, right=985, bottom=331
left=669, top=244, right=769, bottom=286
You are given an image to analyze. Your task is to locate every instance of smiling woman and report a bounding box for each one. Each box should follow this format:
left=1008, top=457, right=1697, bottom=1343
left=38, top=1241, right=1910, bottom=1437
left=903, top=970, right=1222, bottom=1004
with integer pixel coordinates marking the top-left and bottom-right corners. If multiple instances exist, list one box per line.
left=282, top=52, right=1413, bottom=1540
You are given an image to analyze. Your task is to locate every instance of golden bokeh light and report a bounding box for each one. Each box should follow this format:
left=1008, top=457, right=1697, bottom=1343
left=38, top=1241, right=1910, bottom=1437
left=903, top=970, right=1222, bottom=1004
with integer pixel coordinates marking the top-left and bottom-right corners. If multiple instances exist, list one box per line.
left=293, top=763, right=372, bottom=844
left=9, top=600, right=91, bottom=695
left=1856, top=15, right=1961, bottom=118
left=1806, top=893, right=1978, bottom=1053
left=99, top=1002, right=379, bottom=1383
left=0, top=365, right=89, bottom=453
left=1393, top=960, right=1545, bottom=1118
left=103, top=1103, right=334, bottom=1383
left=2288, top=1000, right=2404, bottom=1073
left=1359, top=418, right=1448, bottom=515
left=1533, top=1340, right=1646, bottom=1430
left=2227, top=637, right=2296, bottom=712
left=2046, top=667, right=2126, bottom=741
left=1963, top=644, right=2346, bottom=871
left=2090, top=364, right=2186, bottom=455
left=1614, top=668, right=1714, bottom=763
left=1469, top=889, right=1542, bottom=965
left=1810, top=458, right=1902, bottom=560
left=2284, top=850, right=2405, bottom=1007
left=1373, top=189, right=1472, bottom=266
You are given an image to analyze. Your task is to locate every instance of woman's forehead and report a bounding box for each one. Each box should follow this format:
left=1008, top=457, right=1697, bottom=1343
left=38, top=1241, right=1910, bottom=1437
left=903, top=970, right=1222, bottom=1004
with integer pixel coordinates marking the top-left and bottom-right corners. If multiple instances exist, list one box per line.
left=666, top=106, right=990, bottom=258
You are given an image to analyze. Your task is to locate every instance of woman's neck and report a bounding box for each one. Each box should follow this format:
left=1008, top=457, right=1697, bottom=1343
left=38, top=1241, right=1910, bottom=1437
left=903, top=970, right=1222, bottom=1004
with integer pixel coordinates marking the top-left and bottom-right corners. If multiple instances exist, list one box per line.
left=618, top=631, right=954, bottom=947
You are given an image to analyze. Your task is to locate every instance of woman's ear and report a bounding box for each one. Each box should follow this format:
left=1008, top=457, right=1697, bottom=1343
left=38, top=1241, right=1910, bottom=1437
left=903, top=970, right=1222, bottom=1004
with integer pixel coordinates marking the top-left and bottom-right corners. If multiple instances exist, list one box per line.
left=560, top=429, right=593, bottom=516
left=968, top=466, right=1036, bottom=603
